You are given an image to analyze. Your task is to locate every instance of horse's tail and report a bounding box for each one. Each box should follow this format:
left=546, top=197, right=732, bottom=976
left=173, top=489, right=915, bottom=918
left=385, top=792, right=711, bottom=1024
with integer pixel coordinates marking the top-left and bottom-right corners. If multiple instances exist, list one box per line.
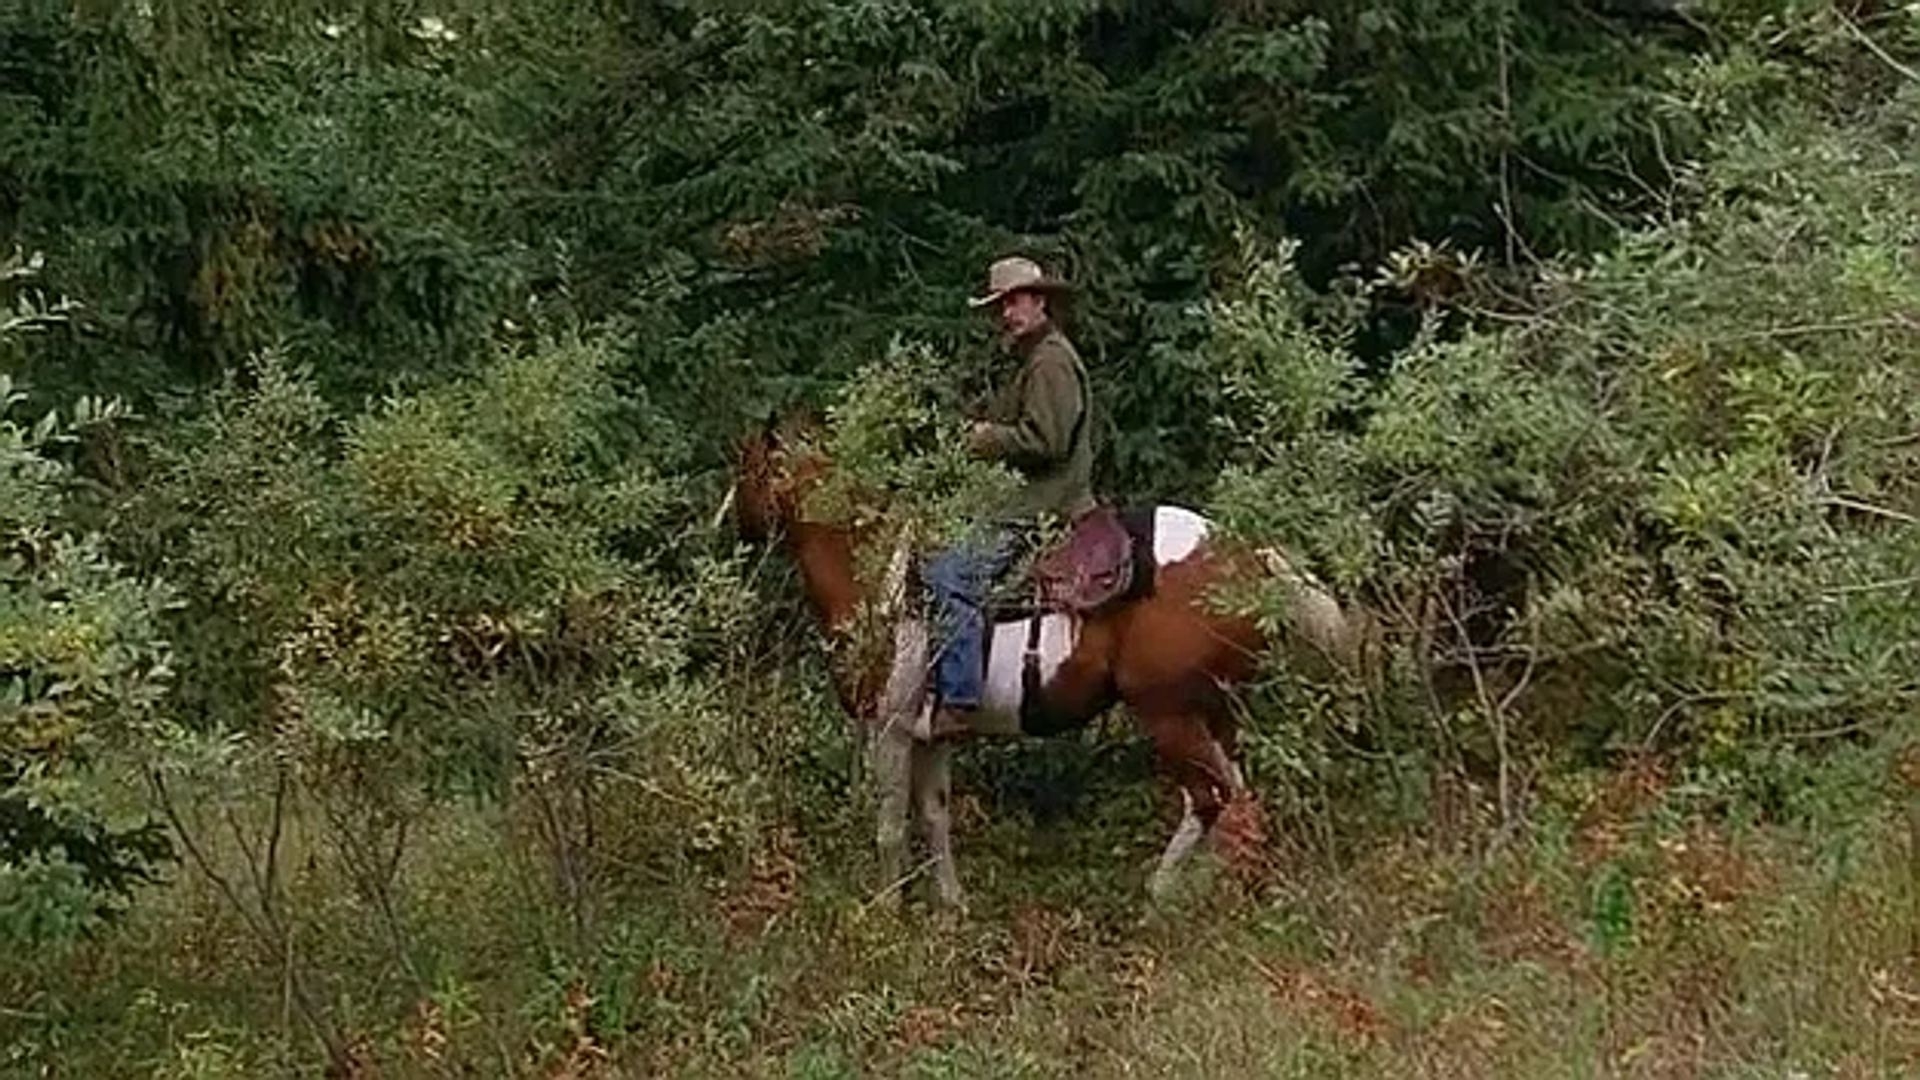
left=1255, top=545, right=1386, bottom=696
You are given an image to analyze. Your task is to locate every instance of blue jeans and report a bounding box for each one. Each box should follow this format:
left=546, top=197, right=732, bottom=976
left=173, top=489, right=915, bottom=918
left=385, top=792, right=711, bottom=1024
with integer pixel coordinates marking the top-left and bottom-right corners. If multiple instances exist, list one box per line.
left=924, top=529, right=1015, bottom=709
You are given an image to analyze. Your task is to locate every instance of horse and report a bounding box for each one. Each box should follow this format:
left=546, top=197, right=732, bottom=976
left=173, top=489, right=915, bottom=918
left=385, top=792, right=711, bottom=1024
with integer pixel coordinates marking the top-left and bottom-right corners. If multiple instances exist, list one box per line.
left=727, top=414, right=1377, bottom=909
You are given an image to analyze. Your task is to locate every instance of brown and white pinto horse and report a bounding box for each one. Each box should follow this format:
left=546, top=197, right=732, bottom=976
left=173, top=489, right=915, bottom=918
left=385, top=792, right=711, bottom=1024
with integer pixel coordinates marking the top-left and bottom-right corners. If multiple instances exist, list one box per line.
left=730, top=417, right=1375, bottom=908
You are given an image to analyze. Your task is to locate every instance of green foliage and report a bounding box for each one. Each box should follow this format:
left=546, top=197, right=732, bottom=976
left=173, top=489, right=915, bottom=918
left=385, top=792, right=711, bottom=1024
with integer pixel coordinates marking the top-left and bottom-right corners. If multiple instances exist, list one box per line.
left=10, top=1, right=1920, bottom=1073
left=0, top=852, right=99, bottom=948
left=0, top=261, right=174, bottom=949
left=134, top=330, right=754, bottom=808
left=811, top=339, right=1021, bottom=549
left=1208, top=80, right=1920, bottom=793
left=83, top=325, right=778, bottom=1067
left=2, top=0, right=1713, bottom=498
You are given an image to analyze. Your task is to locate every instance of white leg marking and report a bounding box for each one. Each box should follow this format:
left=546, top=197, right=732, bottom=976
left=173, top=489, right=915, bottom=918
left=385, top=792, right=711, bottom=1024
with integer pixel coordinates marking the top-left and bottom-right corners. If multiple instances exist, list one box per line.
left=870, top=727, right=914, bottom=910
left=913, top=740, right=963, bottom=910
left=1202, top=739, right=1238, bottom=799
left=881, top=618, right=931, bottom=741
left=1149, top=789, right=1206, bottom=900
left=1153, top=506, right=1211, bottom=566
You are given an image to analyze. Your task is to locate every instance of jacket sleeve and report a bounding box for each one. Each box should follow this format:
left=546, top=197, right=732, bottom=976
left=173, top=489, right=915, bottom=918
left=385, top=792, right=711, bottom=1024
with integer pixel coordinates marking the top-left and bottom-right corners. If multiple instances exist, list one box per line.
left=979, top=351, right=1082, bottom=469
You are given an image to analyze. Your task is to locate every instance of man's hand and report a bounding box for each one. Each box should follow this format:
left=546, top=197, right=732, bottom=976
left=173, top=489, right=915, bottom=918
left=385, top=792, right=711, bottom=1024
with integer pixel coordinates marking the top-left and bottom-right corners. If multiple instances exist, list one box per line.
left=965, top=421, right=998, bottom=456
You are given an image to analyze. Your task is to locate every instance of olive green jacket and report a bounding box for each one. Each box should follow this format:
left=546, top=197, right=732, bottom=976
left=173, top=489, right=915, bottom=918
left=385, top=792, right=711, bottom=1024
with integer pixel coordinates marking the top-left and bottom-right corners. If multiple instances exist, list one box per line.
left=974, top=321, right=1096, bottom=522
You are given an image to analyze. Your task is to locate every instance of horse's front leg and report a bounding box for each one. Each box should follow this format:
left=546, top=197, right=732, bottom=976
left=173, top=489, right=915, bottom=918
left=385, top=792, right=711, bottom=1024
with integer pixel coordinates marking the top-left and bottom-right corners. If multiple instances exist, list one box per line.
left=912, top=738, right=963, bottom=911
left=868, top=724, right=914, bottom=911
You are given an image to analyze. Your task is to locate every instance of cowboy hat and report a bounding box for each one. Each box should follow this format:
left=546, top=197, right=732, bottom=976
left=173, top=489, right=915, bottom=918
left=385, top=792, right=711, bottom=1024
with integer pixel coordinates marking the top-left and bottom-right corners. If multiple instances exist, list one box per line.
left=968, top=255, right=1072, bottom=308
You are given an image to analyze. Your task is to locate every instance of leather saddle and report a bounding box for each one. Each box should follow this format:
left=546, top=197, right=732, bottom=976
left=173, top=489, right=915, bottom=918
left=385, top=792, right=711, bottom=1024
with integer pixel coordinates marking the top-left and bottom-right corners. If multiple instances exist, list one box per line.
left=984, top=504, right=1151, bottom=623
left=1032, top=504, right=1136, bottom=614
left=918, top=505, right=1152, bottom=734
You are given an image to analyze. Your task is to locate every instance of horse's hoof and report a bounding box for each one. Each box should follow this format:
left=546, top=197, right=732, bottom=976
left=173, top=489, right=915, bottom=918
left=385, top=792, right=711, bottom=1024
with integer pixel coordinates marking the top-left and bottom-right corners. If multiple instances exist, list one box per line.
left=1147, top=872, right=1176, bottom=904
left=1149, top=866, right=1205, bottom=911
left=933, top=882, right=966, bottom=915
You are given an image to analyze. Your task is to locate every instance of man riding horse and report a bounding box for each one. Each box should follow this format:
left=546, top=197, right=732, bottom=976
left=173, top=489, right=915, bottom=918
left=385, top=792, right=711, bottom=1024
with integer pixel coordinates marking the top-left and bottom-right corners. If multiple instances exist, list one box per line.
left=925, top=255, right=1094, bottom=739
left=730, top=257, right=1379, bottom=906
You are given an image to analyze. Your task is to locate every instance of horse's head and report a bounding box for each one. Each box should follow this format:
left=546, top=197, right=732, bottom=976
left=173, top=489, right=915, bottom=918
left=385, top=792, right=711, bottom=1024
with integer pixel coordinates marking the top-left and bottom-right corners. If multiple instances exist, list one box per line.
left=728, top=408, right=824, bottom=543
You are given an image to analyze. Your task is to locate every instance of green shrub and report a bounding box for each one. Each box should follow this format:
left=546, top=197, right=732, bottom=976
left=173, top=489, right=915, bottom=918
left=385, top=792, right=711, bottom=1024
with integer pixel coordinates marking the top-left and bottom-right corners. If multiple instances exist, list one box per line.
left=1, top=256, right=175, bottom=949
left=1206, top=85, right=1920, bottom=816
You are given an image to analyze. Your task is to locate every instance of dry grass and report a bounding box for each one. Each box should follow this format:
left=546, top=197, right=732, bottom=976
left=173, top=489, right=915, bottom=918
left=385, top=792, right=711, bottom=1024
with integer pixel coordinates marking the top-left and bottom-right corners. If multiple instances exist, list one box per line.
left=6, top=750, right=1919, bottom=1079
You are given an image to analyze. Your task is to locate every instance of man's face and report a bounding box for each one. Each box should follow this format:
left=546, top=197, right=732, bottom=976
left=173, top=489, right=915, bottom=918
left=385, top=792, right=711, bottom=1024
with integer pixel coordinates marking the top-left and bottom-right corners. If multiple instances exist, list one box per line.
left=999, top=289, right=1047, bottom=339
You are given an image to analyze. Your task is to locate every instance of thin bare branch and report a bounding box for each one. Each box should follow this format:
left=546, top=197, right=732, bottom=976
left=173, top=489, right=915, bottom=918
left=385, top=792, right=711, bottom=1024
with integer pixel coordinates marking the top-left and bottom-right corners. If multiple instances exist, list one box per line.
left=1838, top=10, right=1920, bottom=85
left=1820, top=495, right=1918, bottom=524
left=1440, top=586, right=1517, bottom=830
left=148, top=769, right=350, bottom=1071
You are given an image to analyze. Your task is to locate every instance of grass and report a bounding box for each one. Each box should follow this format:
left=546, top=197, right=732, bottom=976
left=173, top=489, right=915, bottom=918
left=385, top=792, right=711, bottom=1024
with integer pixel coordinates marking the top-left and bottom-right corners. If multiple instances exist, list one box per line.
left=5, top=735, right=1919, bottom=1079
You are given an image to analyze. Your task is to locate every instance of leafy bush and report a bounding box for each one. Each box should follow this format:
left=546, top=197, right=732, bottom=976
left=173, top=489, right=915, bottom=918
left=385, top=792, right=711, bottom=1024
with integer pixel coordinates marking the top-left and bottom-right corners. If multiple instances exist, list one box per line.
left=1206, top=84, right=1920, bottom=815
left=2, top=0, right=1714, bottom=500
left=1, top=255, right=174, bottom=949
left=133, top=327, right=765, bottom=851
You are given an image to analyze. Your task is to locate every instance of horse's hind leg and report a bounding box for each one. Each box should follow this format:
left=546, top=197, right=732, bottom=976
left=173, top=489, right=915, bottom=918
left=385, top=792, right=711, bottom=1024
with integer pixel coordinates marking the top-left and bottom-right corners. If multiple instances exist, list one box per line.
left=911, top=738, right=964, bottom=911
left=1142, top=712, right=1235, bottom=900
left=1150, top=786, right=1209, bottom=899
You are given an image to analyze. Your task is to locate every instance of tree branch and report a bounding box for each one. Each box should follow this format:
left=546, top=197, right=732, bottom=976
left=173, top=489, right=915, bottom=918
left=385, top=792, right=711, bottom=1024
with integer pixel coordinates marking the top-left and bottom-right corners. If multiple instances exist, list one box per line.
left=1839, top=10, right=1920, bottom=85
